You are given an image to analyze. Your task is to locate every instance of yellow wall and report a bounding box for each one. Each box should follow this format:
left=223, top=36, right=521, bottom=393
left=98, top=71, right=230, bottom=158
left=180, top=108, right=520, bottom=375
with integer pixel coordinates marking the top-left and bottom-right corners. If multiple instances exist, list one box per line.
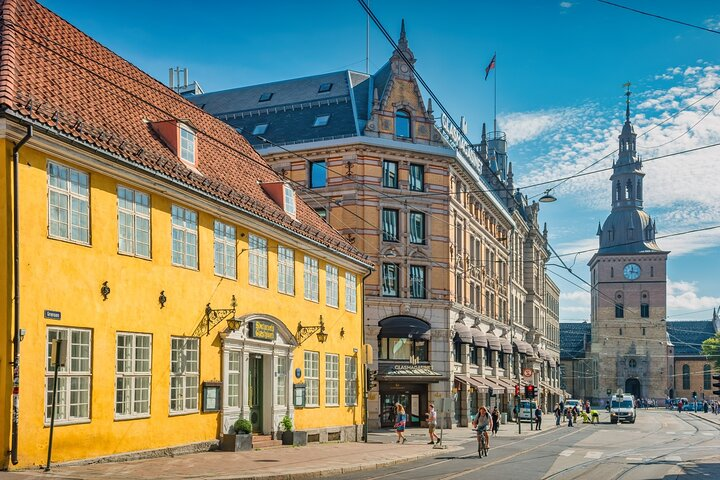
left=1, top=135, right=366, bottom=469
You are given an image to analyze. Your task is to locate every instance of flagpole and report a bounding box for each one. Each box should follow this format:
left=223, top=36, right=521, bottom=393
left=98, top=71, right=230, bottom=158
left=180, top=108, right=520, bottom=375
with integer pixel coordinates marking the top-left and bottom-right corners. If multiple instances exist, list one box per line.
left=493, top=51, right=497, bottom=135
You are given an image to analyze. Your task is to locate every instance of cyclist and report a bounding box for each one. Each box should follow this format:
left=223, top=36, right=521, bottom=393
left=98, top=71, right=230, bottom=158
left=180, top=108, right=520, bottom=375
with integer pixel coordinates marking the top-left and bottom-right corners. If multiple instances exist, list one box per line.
left=472, top=405, right=493, bottom=451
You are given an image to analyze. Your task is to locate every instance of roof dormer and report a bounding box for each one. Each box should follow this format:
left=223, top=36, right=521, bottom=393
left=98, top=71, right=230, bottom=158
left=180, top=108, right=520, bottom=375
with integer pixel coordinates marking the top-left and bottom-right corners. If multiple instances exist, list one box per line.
left=149, top=119, right=197, bottom=166
left=260, top=181, right=296, bottom=218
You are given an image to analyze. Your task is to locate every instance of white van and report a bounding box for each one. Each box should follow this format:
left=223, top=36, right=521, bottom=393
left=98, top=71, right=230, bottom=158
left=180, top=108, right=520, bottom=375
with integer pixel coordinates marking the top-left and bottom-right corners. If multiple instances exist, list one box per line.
left=518, top=400, right=537, bottom=422
left=610, top=393, right=636, bottom=424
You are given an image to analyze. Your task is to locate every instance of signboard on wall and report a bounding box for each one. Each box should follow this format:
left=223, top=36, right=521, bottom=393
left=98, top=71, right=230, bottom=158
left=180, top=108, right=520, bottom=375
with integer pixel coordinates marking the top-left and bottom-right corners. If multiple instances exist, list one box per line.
left=250, top=320, right=276, bottom=341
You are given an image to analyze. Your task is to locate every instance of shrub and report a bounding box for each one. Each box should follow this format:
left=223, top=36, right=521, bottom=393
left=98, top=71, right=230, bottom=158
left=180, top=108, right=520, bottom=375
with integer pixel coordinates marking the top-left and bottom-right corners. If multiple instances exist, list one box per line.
left=280, top=415, right=293, bottom=432
left=234, top=418, right=252, bottom=434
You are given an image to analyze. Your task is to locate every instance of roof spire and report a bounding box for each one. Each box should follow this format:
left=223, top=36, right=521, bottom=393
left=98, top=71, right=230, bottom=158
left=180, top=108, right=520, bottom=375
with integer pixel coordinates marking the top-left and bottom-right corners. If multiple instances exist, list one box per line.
left=399, top=19, right=407, bottom=47
left=624, top=81, right=631, bottom=123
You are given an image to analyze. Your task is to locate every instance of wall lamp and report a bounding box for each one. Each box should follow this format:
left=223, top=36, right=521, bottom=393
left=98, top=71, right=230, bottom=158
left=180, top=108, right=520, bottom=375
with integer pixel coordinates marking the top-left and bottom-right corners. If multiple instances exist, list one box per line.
left=296, top=315, right=328, bottom=344
left=192, top=295, right=237, bottom=337
left=159, top=291, right=167, bottom=308
left=100, top=281, right=110, bottom=301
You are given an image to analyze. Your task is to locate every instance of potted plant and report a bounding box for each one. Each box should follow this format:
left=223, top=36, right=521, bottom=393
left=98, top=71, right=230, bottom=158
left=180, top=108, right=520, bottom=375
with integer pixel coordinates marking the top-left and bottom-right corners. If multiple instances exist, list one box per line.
left=221, top=418, right=253, bottom=451
left=279, top=415, right=307, bottom=446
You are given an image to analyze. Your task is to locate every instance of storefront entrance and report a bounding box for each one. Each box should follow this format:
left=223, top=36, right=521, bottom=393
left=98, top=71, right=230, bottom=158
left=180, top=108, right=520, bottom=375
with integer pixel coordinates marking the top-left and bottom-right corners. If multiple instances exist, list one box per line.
left=380, top=384, right=428, bottom=428
left=249, top=355, right=264, bottom=433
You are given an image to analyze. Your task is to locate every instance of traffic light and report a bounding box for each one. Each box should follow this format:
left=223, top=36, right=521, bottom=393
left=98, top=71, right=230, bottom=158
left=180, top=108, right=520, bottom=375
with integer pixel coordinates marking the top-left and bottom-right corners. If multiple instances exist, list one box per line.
left=712, top=374, right=720, bottom=395
left=525, top=384, right=536, bottom=398
left=514, top=384, right=520, bottom=397
left=366, top=368, right=378, bottom=392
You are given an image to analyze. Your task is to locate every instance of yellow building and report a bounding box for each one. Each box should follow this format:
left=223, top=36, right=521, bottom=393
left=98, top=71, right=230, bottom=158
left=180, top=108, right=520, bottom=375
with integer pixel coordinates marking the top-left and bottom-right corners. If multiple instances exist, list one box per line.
left=1, top=0, right=371, bottom=470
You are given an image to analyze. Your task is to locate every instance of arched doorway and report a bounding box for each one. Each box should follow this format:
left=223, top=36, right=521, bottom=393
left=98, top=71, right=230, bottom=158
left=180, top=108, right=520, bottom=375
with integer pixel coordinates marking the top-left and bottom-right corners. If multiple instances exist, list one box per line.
left=625, top=378, right=641, bottom=398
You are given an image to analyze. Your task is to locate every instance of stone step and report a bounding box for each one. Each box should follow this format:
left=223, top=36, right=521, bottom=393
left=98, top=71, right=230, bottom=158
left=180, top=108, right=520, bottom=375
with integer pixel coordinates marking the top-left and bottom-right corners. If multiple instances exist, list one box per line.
left=251, top=438, right=283, bottom=449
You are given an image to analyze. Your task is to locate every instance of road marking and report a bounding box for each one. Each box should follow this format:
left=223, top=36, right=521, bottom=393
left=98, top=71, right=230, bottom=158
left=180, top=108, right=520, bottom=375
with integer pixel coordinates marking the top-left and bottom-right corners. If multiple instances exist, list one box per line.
left=626, top=456, right=643, bottom=462
left=682, top=431, right=694, bottom=435
left=665, top=455, right=682, bottom=462
left=666, top=431, right=675, bottom=434
left=702, top=432, right=714, bottom=436
left=560, top=449, right=575, bottom=457
left=585, top=451, right=602, bottom=459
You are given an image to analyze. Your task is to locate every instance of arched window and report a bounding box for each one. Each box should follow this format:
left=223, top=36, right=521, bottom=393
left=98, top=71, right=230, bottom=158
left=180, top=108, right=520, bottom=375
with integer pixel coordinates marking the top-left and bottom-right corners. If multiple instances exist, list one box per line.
left=626, top=179, right=633, bottom=199
left=682, top=364, right=690, bottom=389
left=629, top=359, right=636, bottom=368
left=395, top=110, right=411, bottom=138
left=615, top=181, right=621, bottom=201
left=636, top=179, right=642, bottom=200
left=704, top=364, right=711, bottom=390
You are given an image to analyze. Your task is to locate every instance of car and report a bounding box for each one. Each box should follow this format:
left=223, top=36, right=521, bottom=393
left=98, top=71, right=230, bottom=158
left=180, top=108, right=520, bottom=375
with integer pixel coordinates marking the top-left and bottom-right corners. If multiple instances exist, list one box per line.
left=681, top=401, right=703, bottom=412
left=610, top=393, right=636, bottom=423
left=517, top=400, right=537, bottom=422
left=564, top=399, right=582, bottom=411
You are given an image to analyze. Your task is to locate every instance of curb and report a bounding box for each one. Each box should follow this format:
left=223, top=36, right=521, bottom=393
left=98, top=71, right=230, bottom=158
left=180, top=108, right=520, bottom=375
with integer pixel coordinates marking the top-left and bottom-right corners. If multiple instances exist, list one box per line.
left=687, top=412, right=720, bottom=427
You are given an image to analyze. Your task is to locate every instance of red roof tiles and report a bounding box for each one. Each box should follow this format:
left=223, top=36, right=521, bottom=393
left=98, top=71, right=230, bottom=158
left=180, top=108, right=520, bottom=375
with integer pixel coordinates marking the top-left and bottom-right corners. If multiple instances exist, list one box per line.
left=0, top=0, right=370, bottom=266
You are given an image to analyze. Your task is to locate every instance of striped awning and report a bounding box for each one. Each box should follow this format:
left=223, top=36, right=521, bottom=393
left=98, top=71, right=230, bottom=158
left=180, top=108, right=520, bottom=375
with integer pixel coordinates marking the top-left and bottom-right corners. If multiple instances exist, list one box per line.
left=454, top=321, right=474, bottom=344
left=499, top=336, right=513, bottom=354
left=513, top=339, right=534, bottom=355
left=470, top=327, right=488, bottom=348
left=485, top=331, right=502, bottom=351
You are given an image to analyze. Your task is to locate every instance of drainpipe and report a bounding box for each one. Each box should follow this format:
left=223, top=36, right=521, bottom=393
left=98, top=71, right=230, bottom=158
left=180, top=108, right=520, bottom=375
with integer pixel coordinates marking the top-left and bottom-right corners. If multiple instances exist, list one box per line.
left=360, top=266, right=373, bottom=443
left=11, top=125, right=33, bottom=465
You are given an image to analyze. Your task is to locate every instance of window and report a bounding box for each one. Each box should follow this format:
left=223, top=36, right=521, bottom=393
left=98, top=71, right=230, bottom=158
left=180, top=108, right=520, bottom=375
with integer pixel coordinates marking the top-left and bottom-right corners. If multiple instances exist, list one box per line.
left=409, top=211, right=425, bottom=244
left=214, top=220, right=236, bottom=279
left=628, top=359, right=636, bottom=368
left=409, top=164, right=424, bottom=192
left=704, top=364, right=711, bottom=390
left=304, top=256, right=319, bottom=301
left=615, top=303, right=624, bottom=318
left=170, top=337, right=199, bottom=413
left=345, top=273, right=357, bottom=313
left=484, top=348, right=491, bottom=367
left=325, top=354, right=339, bottom=406
left=117, top=186, right=150, bottom=258
left=682, top=364, right=690, bottom=390
left=326, top=264, right=339, bottom=307
left=382, top=209, right=399, bottom=242
left=395, top=110, right=411, bottom=138
left=309, top=161, right=327, bottom=188
left=410, top=265, right=426, bottom=299
left=47, top=161, right=90, bottom=244
left=276, top=357, right=288, bottom=405
left=227, top=351, right=241, bottom=407
left=498, top=352, right=505, bottom=369
left=378, top=338, right=428, bottom=361
left=171, top=205, right=198, bottom=269
left=179, top=125, right=196, bottom=164
left=345, top=356, right=357, bottom=406
left=382, top=263, right=399, bottom=297
left=454, top=341, right=462, bottom=363
left=382, top=160, right=398, bottom=188
left=248, top=234, right=268, bottom=287
left=470, top=347, right=478, bottom=365
left=283, top=185, right=296, bottom=217
left=640, top=303, right=649, bottom=318
left=313, top=115, right=330, bottom=127
left=318, top=83, right=333, bottom=93
left=258, top=92, right=273, bottom=102
left=45, top=327, right=91, bottom=424
left=252, top=123, right=268, bottom=135
left=314, top=207, right=328, bottom=221
left=277, top=246, right=295, bottom=295
left=115, top=333, right=151, bottom=418
left=304, top=351, right=319, bottom=407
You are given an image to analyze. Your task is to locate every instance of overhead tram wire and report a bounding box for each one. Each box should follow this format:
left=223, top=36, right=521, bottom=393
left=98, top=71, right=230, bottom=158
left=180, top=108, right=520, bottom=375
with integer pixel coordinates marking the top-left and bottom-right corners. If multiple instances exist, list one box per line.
left=597, top=0, right=720, bottom=35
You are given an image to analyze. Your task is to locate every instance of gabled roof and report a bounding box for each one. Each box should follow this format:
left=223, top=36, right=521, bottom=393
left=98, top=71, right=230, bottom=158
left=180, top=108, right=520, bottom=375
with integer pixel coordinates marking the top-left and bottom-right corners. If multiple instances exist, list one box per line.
left=667, top=320, right=717, bottom=357
left=0, top=0, right=369, bottom=266
left=560, top=322, right=591, bottom=360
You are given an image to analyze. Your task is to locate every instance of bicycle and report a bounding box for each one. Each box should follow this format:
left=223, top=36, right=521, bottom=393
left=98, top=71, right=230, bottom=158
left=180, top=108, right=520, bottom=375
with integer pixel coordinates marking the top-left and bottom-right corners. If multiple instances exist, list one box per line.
left=477, top=427, right=488, bottom=458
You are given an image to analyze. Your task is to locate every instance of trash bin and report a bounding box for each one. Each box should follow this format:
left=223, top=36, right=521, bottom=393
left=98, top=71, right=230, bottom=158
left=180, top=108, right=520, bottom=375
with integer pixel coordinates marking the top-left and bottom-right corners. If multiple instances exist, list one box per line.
left=501, top=413, right=507, bottom=424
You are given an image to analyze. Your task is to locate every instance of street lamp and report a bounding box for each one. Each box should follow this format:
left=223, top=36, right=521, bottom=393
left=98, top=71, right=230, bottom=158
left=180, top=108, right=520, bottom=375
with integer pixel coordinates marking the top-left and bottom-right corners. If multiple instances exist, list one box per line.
left=538, top=189, right=557, bottom=203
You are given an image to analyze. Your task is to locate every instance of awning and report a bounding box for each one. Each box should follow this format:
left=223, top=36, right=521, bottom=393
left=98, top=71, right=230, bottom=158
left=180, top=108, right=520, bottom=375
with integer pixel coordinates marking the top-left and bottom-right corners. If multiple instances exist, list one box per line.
left=513, top=339, right=533, bottom=355
left=470, top=327, right=488, bottom=348
left=454, top=321, right=473, bottom=344
left=378, top=316, right=431, bottom=340
left=378, top=363, right=444, bottom=383
left=493, top=376, right=515, bottom=393
left=456, top=375, right=489, bottom=393
left=477, top=376, right=507, bottom=394
left=499, top=336, right=513, bottom=354
left=485, top=331, right=502, bottom=351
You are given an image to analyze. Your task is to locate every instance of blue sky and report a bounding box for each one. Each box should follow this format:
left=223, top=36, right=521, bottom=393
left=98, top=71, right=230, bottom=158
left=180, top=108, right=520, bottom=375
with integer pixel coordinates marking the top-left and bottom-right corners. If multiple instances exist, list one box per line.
left=41, top=1, right=720, bottom=321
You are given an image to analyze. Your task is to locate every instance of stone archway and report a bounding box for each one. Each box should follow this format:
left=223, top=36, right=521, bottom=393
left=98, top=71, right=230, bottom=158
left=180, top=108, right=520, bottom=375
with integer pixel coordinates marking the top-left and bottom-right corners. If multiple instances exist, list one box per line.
left=625, top=378, right=641, bottom=398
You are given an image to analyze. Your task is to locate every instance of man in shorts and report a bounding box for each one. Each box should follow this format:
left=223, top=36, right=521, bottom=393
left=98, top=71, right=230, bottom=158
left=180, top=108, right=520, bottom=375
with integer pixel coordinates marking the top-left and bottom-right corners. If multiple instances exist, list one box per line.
left=426, top=403, right=440, bottom=444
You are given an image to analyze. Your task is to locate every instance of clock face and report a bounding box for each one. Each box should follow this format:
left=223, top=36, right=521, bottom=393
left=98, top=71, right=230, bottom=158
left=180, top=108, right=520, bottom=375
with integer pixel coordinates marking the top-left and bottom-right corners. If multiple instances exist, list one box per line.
left=623, top=263, right=641, bottom=280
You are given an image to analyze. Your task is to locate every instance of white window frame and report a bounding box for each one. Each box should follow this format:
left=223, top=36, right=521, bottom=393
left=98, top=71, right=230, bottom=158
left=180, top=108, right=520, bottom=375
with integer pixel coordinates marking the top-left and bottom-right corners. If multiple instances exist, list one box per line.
left=277, top=246, right=295, bottom=295
left=117, top=186, right=151, bottom=258
left=170, top=337, right=199, bottom=414
left=47, top=161, right=90, bottom=244
left=345, top=272, right=357, bottom=313
left=326, top=264, right=339, bottom=308
left=325, top=353, right=339, bottom=406
left=283, top=184, right=296, bottom=217
left=214, top=220, right=237, bottom=279
left=115, top=332, right=152, bottom=419
left=45, top=327, right=92, bottom=424
left=304, top=256, right=319, bottom=302
left=344, top=356, right=357, bottom=406
left=248, top=234, right=268, bottom=287
left=227, top=351, right=241, bottom=408
left=179, top=124, right=196, bottom=164
left=304, top=351, right=319, bottom=407
left=171, top=205, right=198, bottom=269
left=275, top=356, right=288, bottom=406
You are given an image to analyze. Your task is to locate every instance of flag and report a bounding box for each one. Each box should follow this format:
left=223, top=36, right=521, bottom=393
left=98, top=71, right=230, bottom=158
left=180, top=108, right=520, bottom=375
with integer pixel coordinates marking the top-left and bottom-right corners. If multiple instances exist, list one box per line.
left=484, top=53, right=496, bottom=81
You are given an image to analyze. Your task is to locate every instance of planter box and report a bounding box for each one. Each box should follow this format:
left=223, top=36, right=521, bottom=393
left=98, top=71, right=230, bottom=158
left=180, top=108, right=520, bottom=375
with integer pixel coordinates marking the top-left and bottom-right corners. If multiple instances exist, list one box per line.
left=221, top=433, right=253, bottom=452
left=281, top=430, right=308, bottom=446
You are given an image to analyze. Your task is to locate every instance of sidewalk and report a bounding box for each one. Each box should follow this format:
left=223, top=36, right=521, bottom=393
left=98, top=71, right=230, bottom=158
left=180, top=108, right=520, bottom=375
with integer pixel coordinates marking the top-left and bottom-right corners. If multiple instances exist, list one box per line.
left=688, top=411, right=720, bottom=427
left=0, top=419, right=556, bottom=480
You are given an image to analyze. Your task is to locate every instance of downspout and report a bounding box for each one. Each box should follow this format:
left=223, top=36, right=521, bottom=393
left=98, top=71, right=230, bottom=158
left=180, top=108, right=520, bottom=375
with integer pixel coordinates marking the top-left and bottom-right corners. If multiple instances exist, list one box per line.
left=11, top=125, right=33, bottom=465
left=360, top=266, right=373, bottom=443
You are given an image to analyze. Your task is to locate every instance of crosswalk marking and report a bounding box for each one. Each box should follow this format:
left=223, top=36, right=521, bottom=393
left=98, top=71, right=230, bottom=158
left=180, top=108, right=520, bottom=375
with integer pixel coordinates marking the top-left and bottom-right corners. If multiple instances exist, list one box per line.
left=560, top=449, right=575, bottom=457
left=585, top=451, right=603, bottom=459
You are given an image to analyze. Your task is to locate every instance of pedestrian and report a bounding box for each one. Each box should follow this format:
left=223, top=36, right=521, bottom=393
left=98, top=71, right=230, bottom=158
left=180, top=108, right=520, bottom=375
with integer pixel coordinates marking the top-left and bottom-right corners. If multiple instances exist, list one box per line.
left=554, top=403, right=561, bottom=426
left=491, top=406, right=500, bottom=436
left=572, top=405, right=578, bottom=424
left=566, top=407, right=573, bottom=427
left=559, top=401, right=565, bottom=422
left=426, top=403, right=440, bottom=445
left=677, top=400, right=683, bottom=413
left=585, top=400, right=591, bottom=415
left=535, top=405, right=542, bottom=430
left=703, top=401, right=709, bottom=413
left=394, top=403, right=407, bottom=444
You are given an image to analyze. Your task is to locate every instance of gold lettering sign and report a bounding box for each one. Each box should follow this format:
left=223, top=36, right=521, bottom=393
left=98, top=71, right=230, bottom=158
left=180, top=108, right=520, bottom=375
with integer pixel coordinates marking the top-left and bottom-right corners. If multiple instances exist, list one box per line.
left=251, top=320, right=276, bottom=341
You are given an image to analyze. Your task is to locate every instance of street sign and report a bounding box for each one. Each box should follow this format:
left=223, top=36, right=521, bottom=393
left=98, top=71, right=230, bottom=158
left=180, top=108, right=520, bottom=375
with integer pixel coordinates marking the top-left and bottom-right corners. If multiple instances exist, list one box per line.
left=523, top=368, right=532, bottom=378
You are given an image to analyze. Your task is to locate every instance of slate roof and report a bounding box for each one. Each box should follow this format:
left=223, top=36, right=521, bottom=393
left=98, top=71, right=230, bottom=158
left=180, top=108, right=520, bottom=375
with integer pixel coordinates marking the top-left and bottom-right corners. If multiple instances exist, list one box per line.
left=560, top=322, right=591, bottom=360
left=666, top=320, right=717, bottom=357
left=0, top=0, right=370, bottom=266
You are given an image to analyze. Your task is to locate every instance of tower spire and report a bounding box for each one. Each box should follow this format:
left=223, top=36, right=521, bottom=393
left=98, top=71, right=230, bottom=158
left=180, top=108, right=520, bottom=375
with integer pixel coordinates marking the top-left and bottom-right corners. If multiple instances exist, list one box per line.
left=624, top=81, right=631, bottom=123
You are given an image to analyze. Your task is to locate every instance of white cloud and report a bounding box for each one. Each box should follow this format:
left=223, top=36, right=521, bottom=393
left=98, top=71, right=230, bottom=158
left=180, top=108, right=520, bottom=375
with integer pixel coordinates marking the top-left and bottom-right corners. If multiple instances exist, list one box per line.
left=667, top=279, right=720, bottom=312
left=499, top=109, right=576, bottom=145
left=560, top=2, right=573, bottom=8
left=703, top=16, right=720, bottom=31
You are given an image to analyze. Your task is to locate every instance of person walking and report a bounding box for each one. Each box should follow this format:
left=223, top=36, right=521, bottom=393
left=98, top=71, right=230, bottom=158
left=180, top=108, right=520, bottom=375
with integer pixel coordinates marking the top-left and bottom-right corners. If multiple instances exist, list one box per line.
left=554, top=403, right=561, bottom=426
left=534, top=405, right=542, bottom=430
left=491, top=407, right=500, bottom=436
left=566, top=407, right=574, bottom=427
left=426, top=403, right=440, bottom=445
left=559, top=401, right=565, bottom=423
left=394, top=403, right=407, bottom=444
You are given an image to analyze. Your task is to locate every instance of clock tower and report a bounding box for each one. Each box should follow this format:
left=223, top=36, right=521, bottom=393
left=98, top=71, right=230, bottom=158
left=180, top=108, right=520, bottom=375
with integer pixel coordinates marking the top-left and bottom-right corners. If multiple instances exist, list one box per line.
left=588, top=84, right=671, bottom=403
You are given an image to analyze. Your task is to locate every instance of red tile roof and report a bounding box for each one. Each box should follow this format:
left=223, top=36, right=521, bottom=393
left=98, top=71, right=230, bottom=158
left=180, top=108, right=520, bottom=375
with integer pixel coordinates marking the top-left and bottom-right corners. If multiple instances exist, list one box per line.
left=0, top=0, right=370, bottom=266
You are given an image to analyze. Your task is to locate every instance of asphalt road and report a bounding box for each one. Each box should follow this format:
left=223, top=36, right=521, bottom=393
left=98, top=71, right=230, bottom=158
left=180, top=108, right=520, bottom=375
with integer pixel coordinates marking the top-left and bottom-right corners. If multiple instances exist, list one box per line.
left=337, top=411, right=720, bottom=480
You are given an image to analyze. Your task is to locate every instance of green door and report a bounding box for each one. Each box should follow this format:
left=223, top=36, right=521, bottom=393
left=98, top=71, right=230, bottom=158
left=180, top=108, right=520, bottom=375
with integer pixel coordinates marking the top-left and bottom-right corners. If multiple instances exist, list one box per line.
left=249, top=355, right=263, bottom=433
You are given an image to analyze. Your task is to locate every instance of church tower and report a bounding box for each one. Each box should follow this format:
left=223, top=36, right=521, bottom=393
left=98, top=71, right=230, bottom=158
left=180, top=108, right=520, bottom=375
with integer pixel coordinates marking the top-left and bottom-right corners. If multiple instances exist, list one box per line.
left=588, top=84, right=671, bottom=402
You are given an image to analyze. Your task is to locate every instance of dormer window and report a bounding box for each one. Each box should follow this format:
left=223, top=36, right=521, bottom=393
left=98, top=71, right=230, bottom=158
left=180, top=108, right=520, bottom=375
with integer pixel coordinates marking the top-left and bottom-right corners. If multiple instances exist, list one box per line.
left=318, top=83, right=333, bottom=93
left=283, top=184, right=296, bottom=217
left=313, top=115, right=330, bottom=127
left=253, top=123, right=268, bottom=135
left=395, top=109, right=411, bottom=138
left=179, top=124, right=196, bottom=164
left=258, top=92, right=273, bottom=102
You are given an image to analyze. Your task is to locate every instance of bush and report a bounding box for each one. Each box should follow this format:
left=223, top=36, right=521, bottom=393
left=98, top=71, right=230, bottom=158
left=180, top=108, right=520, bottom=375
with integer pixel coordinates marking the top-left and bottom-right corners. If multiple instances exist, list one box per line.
left=233, top=418, right=252, bottom=434
left=280, top=415, right=293, bottom=432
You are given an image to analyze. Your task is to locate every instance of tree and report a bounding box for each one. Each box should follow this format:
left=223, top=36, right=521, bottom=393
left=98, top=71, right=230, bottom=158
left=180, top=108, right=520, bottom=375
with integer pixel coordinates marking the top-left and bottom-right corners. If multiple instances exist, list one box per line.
left=701, top=334, right=720, bottom=370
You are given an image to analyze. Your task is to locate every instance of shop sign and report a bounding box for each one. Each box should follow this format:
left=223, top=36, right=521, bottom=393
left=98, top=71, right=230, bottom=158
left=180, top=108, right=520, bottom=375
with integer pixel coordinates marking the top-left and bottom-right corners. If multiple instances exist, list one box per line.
left=251, top=320, right=276, bottom=341
left=440, top=113, right=482, bottom=172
